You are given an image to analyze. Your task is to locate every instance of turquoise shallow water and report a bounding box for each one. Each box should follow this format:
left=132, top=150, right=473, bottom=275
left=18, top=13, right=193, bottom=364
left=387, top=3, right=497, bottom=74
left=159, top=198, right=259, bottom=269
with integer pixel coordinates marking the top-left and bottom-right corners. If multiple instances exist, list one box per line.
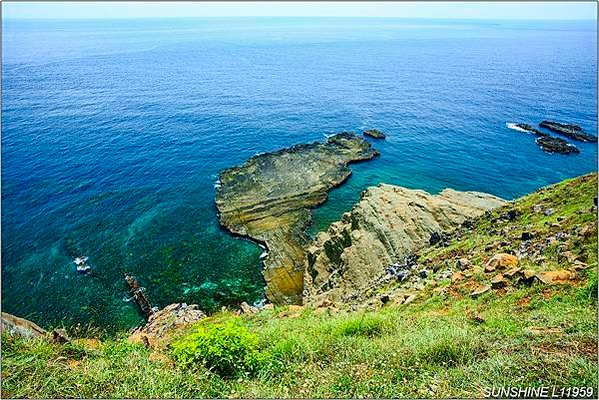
left=2, top=17, right=597, bottom=331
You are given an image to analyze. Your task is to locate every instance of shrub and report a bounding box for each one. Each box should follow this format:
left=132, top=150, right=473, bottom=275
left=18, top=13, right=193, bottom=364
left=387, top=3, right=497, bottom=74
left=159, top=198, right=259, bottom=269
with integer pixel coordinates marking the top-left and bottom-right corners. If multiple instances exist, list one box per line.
left=170, top=318, right=262, bottom=378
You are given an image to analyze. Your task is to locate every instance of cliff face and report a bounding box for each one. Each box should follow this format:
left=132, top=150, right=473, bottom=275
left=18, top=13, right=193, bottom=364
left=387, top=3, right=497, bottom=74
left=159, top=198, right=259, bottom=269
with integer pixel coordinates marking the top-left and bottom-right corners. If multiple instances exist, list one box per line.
left=303, top=184, right=506, bottom=304
left=215, top=133, right=379, bottom=305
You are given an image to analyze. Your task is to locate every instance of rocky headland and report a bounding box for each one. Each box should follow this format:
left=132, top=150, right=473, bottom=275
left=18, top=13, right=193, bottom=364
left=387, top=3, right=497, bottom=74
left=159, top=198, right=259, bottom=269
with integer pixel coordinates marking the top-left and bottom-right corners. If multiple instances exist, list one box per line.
left=540, top=120, right=598, bottom=142
left=303, top=184, right=505, bottom=305
left=215, top=132, right=379, bottom=304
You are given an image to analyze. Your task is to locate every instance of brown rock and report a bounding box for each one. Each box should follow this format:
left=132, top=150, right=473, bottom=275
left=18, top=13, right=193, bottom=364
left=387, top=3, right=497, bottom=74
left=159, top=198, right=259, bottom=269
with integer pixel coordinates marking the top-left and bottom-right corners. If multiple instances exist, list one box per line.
left=536, top=270, right=575, bottom=285
left=128, top=303, right=206, bottom=348
left=52, top=329, right=71, bottom=344
left=1, top=312, right=47, bottom=339
left=470, top=284, right=491, bottom=298
left=240, top=301, right=258, bottom=314
left=491, top=274, right=508, bottom=289
left=456, top=258, right=471, bottom=270
left=484, top=264, right=496, bottom=273
left=504, top=267, right=522, bottom=279
left=485, top=253, right=518, bottom=270
left=516, top=269, right=537, bottom=286
left=403, top=294, right=418, bottom=305
left=451, top=271, right=465, bottom=282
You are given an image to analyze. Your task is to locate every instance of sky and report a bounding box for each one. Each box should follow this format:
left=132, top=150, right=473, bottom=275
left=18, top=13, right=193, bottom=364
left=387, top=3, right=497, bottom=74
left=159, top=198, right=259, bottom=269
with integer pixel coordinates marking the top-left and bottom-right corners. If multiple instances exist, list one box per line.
left=2, top=1, right=597, bottom=20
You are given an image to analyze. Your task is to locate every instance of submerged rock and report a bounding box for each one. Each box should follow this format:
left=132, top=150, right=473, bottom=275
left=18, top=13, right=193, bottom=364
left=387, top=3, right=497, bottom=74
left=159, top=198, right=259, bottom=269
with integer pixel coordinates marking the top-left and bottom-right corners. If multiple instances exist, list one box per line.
left=303, top=184, right=505, bottom=304
left=363, top=129, right=386, bottom=139
left=539, top=121, right=597, bottom=142
left=215, top=132, right=379, bottom=304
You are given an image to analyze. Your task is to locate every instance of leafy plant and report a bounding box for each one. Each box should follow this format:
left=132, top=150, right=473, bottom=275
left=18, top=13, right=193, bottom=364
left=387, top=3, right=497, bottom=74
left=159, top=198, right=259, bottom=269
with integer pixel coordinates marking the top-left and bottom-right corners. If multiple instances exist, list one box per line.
left=170, top=318, right=263, bottom=378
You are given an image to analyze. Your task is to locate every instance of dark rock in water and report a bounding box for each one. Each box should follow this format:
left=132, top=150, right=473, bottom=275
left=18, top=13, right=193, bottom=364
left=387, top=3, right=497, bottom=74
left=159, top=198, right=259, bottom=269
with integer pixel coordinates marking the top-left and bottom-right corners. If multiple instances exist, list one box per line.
left=513, top=123, right=546, bottom=136
left=539, top=121, right=597, bottom=142
left=363, top=129, right=386, bottom=139
left=215, top=132, right=379, bottom=305
left=125, top=274, right=154, bottom=319
left=510, top=122, right=580, bottom=154
left=535, top=136, right=580, bottom=154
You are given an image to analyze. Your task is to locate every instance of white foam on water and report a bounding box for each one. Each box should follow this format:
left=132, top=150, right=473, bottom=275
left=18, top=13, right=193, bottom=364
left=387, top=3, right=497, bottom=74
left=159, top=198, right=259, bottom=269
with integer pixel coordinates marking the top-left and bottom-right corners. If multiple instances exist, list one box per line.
left=506, top=122, right=529, bottom=133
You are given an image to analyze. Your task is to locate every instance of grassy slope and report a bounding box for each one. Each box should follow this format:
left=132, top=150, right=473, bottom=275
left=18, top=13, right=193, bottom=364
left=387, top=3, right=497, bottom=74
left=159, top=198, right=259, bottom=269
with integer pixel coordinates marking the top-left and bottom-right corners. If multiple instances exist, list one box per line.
left=2, top=174, right=597, bottom=399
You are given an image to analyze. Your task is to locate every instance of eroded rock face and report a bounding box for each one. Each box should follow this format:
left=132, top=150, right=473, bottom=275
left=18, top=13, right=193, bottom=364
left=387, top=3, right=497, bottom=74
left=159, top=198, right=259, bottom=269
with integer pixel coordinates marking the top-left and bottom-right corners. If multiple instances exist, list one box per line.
left=1, top=312, right=47, bottom=339
left=303, top=184, right=505, bottom=304
left=215, top=133, right=379, bottom=304
left=129, top=303, right=206, bottom=348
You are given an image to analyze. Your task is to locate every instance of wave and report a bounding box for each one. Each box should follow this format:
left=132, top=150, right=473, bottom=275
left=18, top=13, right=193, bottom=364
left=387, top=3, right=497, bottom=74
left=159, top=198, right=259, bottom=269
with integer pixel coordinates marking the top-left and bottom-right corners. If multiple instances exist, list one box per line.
left=506, top=122, right=530, bottom=133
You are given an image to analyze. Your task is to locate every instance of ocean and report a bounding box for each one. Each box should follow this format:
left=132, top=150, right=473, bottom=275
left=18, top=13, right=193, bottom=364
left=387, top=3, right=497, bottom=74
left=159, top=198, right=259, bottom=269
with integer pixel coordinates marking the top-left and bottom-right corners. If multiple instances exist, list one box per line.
left=2, top=17, right=597, bottom=331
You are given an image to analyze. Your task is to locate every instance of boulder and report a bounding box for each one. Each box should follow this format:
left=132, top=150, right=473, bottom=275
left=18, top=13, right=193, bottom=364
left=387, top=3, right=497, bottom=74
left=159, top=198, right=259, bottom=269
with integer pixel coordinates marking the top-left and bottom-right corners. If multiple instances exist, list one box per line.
left=456, top=258, right=470, bottom=270
left=535, top=270, right=575, bottom=285
left=485, top=253, right=518, bottom=270
left=52, top=329, right=71, bottom=344
left=490, top=274, right=508, bottom=289
left=470, top=284, right=491, bottom=298
left=129, top=303, right=206, bottom=348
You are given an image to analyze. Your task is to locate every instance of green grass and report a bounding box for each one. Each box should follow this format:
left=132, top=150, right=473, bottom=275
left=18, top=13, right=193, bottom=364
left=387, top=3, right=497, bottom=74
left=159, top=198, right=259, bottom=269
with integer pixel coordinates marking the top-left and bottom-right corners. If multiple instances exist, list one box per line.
left=2, top=174, right=597, bottom=398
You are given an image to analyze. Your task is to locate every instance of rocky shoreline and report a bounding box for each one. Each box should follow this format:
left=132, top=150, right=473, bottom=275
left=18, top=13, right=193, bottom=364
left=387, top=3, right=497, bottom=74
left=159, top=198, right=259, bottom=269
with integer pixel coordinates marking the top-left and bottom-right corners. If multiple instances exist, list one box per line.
left=215, top=132, right=379, bottom=304
left=303, top=184, right=505, bottom=305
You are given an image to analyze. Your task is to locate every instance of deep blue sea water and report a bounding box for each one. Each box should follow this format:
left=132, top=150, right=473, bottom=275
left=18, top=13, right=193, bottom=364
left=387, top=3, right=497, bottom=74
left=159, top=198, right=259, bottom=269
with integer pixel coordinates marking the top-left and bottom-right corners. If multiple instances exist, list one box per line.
left=2, top=17, right=597, bottom=331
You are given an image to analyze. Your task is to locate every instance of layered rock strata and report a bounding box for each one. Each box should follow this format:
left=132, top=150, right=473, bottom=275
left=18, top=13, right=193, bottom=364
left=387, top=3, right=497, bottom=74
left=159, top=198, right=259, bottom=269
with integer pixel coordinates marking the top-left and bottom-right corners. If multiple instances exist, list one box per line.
left=303, top=184, right=505, bottom=304
left=215, top=133, right=379, bottom=304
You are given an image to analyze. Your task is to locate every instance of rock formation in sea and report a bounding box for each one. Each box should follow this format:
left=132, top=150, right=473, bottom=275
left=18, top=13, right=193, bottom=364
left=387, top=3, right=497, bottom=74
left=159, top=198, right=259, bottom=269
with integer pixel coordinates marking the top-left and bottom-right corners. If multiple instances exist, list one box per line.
left=215, top=132, right=379, bottom=305
left=539, top=121, right=597, bottom=142
left=535, top=136, right=580, bottom=154
left=363, top=129, right=386, bottom=139
left=508, top=123, right=580, bottom=154
left=303, top=184, right=505, bottom=305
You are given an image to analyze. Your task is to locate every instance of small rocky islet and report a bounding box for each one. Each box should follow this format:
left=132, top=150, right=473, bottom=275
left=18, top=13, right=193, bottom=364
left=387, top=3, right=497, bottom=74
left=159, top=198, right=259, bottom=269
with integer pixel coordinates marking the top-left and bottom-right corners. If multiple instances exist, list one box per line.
left=363, top=129, right=387, bottom=139
left=539, top=120, right=598, bottom=142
